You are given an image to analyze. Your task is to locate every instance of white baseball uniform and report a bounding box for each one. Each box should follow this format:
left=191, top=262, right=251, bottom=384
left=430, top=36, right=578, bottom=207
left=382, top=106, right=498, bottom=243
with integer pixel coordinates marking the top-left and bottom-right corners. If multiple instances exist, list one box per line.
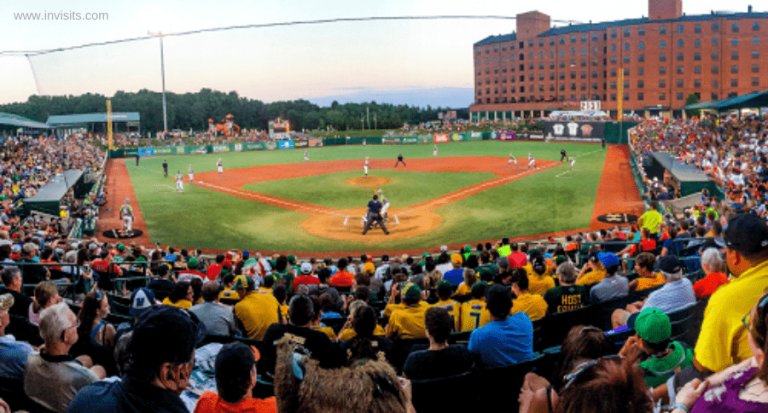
left=528, top=154, right=536, bottom=169
left=304, top=151, right=309, bottom=161
left=188, top=166, right=194, bottom=183
left=176, top=173, right=184, bottom=192
left=508, top=154, right=517, bottom=166
left=217, top=160, right=223, bottom=174
left=570, top=157, right=576, bottom=171
left=120, top=204, right=133, bottom=232
left=380, top=194, right=390, bottom=215
left=433, top=146, right=438, bottom=157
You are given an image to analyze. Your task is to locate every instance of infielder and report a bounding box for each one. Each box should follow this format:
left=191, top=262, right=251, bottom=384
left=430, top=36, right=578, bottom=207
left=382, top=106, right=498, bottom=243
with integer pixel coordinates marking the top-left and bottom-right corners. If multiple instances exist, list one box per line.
left=560, top=149, right=568, bottom=162
left=364, top=157, right=369, bottom=177
left=507, top=154, right=518, bottom=167
left=433, top=145, right=438, bottom=157
left=395, top=154, right=406, bottom=167
left=528, top=153, right=538, bottom=170
left=176, top=171, right=184, bottom=193
left=188, top=165, right=194, bottom=184
left=570, top=157, right=576, bottom=171
left=304, top=151, right=309, bottom=161
left=217, top=158, right=223, bottom=175
left=120, top=198, right=133, bottom=236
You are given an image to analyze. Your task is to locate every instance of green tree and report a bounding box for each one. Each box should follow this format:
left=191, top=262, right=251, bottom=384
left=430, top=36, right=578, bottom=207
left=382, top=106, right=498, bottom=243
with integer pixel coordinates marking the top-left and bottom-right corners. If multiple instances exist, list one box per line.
left=685, top=93, right=701, bottom=117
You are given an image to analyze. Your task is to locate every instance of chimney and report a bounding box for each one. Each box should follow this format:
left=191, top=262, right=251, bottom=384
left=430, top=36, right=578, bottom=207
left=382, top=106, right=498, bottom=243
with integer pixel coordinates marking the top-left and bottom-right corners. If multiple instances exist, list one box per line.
left=748, top=5, right=753, bottom=13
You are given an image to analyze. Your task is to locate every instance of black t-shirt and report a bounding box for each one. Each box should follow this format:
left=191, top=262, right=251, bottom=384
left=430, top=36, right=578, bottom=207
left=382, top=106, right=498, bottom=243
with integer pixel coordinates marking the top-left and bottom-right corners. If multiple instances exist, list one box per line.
left=543, top=285, right=589, bottom=314
left=398, top=155, right=403, bottom=161
left=339, top=335, right=395, bottom=366
left=0, top=287, right=33, bottom=318
left=259, top=323, right=339, bottom=378
left=402, top=345, right=473, bottom=380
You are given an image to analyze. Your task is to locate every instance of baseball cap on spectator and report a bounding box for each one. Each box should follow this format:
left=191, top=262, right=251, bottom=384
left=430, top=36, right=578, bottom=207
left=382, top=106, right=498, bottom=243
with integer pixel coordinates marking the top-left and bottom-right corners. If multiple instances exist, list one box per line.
left=188, top=257, right=199, bottom=269
left=436, top=280, right=453, bottom=297
left=496, top=256, right=510, bottom=268
left=529, top=248, right=542, bottom=258
left=724, top=214, right=768, bottom=255
left=555, top=255, right=568, bottom=266
left=633, top=308, right=671, bottom=344
left=658, top=256, right=682, bottom=275
left=471, top=281, right=489, bottom=297
left=464, top=244, right=471, bottom=252
left=422, top=252, right=430, bottom=258
left=532, top=256, right=547, bottom=274
left=0, top=293, right=13, bottom=312
left=232, top=275, right=255, bottom=291
left=363, top=262, right=375, bottom=274
left=242, top=251, right=249, bottom=260
left=597, top=252, right=620, bottom=269
left=22, top=243, right=38, bottom=253
left=129, top=288, right=156, bottom=317
left=401, top=283, right=421, bottom=302
left=440, top=245, right=448, bottom=252
left=129, top=305, right=205, bottom=373
left=301, top=262, right=312, bottom=274
left=88, top=243, right=98, bottom=251
left=117, top=244, right=126, bottom=253
left=287, top=255, right=296, bottom=264
left=451, top=254, right=463, bottom=265
left=381, top=255, right=389, bottom=262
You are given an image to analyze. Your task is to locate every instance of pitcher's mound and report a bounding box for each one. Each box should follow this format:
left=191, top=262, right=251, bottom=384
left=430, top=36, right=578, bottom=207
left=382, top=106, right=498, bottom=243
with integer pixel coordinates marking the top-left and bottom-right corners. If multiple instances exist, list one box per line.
left=347, top=176, right=390, bottom=187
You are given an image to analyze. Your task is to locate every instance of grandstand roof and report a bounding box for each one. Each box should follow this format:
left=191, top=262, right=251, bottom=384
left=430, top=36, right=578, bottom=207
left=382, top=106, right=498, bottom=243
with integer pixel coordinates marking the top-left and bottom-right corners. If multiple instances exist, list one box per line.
left=0, top=112, right=50, bottom=129
left=46, top=112, right=140, bottom=127
left=683, top=91, right=768, bottom=111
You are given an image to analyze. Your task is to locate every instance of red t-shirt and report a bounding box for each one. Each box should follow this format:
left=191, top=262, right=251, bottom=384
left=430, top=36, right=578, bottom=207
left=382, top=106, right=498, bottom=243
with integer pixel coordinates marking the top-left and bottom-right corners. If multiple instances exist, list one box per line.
left=508, top=251, right=527, bottom=269
left=693, top=272, right=729, bottom=299
left=92, top=259, right=122, bottom=276
left=206, top=263, right=223, bottom=281
left=193, top=391, right=277, bottom=413
left=330, top=270, right=354, bottom=287
left=292, top=275, right=320, bottom=293
left=178, top=269, right=207, bottom=283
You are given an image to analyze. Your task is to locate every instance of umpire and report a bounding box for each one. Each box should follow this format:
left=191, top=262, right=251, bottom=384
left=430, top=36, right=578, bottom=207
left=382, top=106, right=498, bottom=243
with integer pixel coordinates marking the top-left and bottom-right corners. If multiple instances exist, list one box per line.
left=362, top=195, right=389, bottom=235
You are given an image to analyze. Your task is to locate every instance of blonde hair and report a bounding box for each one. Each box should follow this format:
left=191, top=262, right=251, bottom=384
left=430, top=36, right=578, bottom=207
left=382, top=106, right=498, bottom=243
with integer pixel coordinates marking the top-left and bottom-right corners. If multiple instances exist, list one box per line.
left=424, top=270, right=442, bottom=290
left=462, top=268, right=477, bottom=288
left=33, top=281, right=58, bottom=313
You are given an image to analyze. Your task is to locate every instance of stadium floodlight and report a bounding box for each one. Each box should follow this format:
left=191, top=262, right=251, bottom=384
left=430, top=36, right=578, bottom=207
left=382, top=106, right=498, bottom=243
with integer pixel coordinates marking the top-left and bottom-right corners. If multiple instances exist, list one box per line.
left=147, top=30, right=168, bottom=135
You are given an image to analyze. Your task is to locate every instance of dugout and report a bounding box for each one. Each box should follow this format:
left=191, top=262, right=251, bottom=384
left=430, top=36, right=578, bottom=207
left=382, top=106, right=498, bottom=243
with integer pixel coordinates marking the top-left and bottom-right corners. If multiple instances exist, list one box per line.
left=643, top=152, right=721, bottom=198
left=23, top=170, right=90, bottom=216
left=46, top=112, right=140, bottom=134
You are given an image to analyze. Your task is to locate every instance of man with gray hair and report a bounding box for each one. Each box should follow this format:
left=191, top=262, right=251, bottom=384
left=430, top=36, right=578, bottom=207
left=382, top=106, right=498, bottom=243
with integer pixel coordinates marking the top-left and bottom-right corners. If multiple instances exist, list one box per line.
left=24, top=302, right=105, bottom=412
left=611, top=256, right=696, bottom=329
left=543, top=262, right=589, bottom=314
left=692, top=247, right=729, bottom=298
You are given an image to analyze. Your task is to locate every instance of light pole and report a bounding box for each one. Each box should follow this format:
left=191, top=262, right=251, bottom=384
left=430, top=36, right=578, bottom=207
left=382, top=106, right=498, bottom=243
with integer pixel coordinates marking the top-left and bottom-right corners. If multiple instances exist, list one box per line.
left=148, top=31, right=168, bottom=135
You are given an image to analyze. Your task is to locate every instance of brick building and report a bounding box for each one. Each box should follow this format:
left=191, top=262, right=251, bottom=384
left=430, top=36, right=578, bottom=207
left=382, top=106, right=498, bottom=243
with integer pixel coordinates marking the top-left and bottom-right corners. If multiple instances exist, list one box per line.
left=470, top=0, right=768, bottom=121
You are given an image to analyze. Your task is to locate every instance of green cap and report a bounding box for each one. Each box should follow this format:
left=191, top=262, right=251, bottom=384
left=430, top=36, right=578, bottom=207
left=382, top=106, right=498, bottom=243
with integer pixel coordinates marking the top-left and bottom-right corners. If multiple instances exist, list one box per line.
left=136, top=256, right=147, bottom=262
left=464, top=244, right=471, bottom=252
left=231, top=275, right=254, bottom=291
left=436, top=280, right=453, bottom=297
left=422, top=252, right=430, bottom=258
left=287, top=255, right=296, bottom=264
left=555, top=255, right=568, bottom=266
left=117, top=243, right=125, bottom=252
left=471, top=281, right=489, bottom=297
left=188, top=257, right=199, bottom=268
left=402, top=283, right=421, bottom=302
left=634, top=308, right=671, bottom=344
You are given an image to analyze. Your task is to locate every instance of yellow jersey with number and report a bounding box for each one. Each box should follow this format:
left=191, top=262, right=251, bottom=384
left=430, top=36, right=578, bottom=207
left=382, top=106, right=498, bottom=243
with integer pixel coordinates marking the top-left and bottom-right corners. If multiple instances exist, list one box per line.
left=432, top=299, right=461, bottom=332
left=460, top=299, right=490, bottom=332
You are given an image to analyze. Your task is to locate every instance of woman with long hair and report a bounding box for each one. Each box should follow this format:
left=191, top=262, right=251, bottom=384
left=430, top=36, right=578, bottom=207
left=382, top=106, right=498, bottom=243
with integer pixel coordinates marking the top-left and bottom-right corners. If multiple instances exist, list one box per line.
left=76, top=289, right=116, bottom=349
left=162, top=281, right=193, bottom=309
left=455, top=268, right=477, bottom=296
left=342, top=305, right=393, bottom=366
left=28, top=281, right=61, bottom=326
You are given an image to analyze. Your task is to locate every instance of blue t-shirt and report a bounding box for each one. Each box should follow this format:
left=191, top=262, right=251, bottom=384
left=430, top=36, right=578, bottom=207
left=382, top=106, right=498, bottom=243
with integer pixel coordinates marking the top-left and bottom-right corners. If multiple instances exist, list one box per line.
left=443, top=268, right=464, bottom=286
left=589, top=275, right=629, bottom=304
left=468, top=313, right=534, bottom=368
left=367, top=200, right=382, bottom=214
left=0, top=335, right=34, bottom=382
left=642, top=278, right=696, bottom=314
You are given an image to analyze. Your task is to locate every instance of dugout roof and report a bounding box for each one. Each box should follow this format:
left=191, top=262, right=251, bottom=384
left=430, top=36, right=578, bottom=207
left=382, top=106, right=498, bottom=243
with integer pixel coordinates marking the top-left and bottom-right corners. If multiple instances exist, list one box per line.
left=26, top=170, right=84, bottom=203
left=650, top=152, right=709, bottom=182
left=683, top=91, right=768, bottom=112
left=0, top=112, right=50, bottom=129
left=46, top=112, right=140, bottom=127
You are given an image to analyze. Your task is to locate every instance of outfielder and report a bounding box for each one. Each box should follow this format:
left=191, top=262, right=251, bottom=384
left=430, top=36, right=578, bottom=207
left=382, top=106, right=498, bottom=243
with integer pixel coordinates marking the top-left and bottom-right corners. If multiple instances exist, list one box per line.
left=528, top=153, right=537, bottom=170
left=364, top=157, right=369, bottom=177
left=304, top=151, right=309, bottom=161
left=433, top=145, right=438, bottom=157
left=120, top=198, right=133, bottom=236
left=176, top=171, right=184, bottom=193
left=507, top=154, right=518, bottom=167
left=217, top=158, right=223, bottom=175
left=188, top=165, right=194, bottom=184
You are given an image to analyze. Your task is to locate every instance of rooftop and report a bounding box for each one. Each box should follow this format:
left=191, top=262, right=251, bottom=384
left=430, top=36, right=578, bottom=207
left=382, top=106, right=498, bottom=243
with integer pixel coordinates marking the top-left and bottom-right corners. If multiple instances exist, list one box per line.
left=0, top=112, right=50, bottom=129
left=46, top=112, right=140, bottom=126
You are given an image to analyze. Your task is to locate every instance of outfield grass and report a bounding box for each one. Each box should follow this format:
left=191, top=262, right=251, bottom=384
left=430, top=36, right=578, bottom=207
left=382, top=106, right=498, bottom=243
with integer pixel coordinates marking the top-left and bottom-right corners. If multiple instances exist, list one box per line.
left=126, top=141, right=606, bottom=251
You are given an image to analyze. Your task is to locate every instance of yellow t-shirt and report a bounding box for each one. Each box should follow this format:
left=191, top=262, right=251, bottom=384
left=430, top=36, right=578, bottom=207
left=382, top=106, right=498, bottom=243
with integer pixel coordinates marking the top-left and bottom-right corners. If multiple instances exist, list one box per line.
left=312, top=326, right=337, bottom=341
left=511, top=292, right=548, bottom=321
left=455, top=283, right=472, bottom=296
left=432, top=299, right=461, bottom=332
left=338, top=325, right=386, bottom=341
left=576, top=269, right=606, bottom=286
left=695, top=260, right=768, bottom=373
left=527, top=274, right=556, bottom=296
left=639, top=209, right=663, bottom=234
left=386, top=304, right=429, bottom=339
left=234, top=291, right=281, bottom=340
left=460, top=299, right=491, bottom=332
left=635, top=273, right=665, bottom=291
left=383, top=301, right=429, bottom=318
left=280, top=304, right=289, bottom=321
left=162, top=297, right=192, bottom=310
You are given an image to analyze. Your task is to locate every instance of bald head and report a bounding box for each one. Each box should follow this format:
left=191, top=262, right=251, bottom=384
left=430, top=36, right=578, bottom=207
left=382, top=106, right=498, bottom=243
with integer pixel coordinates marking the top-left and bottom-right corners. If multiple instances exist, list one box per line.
left=202, top=281, right=220, bottom=303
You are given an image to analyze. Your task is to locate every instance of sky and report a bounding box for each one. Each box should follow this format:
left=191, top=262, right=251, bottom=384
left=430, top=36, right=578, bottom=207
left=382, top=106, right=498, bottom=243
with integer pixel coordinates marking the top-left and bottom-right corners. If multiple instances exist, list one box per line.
left=0, top=0, right=761, bottom=107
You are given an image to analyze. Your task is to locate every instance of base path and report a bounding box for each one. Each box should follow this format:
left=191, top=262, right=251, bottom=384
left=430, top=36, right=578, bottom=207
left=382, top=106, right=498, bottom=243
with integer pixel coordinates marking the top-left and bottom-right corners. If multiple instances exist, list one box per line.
left=95, top=159, right=153, bottom=246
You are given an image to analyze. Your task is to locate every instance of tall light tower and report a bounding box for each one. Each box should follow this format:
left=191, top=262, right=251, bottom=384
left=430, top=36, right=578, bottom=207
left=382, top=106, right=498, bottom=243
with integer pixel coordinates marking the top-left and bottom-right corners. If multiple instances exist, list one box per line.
left=148, top=31, right=168, bottom=135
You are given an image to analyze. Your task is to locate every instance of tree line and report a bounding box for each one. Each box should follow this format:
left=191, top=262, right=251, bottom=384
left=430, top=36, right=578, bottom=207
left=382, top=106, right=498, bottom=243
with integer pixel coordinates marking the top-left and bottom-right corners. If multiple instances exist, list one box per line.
left=0, top=89, right=468, bottom=134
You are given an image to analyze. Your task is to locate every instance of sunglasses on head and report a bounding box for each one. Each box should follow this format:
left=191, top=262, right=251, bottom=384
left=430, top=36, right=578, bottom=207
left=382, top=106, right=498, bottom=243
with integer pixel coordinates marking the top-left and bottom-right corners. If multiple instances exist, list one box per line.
left=742, top=295, right=768, bottom=335
left=563, top=355, right=625, bottom=389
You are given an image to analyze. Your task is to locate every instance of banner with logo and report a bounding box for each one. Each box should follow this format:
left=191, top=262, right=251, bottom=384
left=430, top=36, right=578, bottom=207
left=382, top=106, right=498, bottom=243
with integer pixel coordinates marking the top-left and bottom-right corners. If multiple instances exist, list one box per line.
left=400, top=137, right=419, bottom=144
left=295, top=140, right=308, bottom=147
left=433, top=134, right=449, bottom=143
left=233, top=143, right=244, bottom=152
left=499, top=132, right=516, bottom=141
left=471, top=131, right=482, bottom=139
left=417, top=135, right=432, bottom=144
left=278, top=140, right=295, bottom=149
left=210, top=144, right=230, bottom=153
left=123, top=148, right=139, bottom=157
left=187, top=145, right=208, bottom=155
left=308, top=138, right=323, bottom=147
left=543, top=121, right=605, bottom=139
left=382, top=137, right=402, bottom=144
left=243, top=142, right=265, bottom=151
left=138, top=147, right=154, bottom=157
left=152, top=146, right=176, bottom=156
left=175, top=146, right=186, bottom=154
left=264, top=141, right=278, bottom=150
left=450, top=133, right=462, bottom=142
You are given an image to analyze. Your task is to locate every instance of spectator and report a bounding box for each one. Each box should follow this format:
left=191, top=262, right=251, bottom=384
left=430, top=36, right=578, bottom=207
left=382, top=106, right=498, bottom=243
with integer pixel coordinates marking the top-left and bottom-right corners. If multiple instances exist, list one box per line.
left=91, top=249, right=122, bottom=291
left=260, top=294, right=337, bottom=379
left=494, top=256, right=510, bottom=281
left=176, top=257, right=205, bottom=283
left=527, top=256, right=555, bottom=296
left=190, top=278, right=204, bottom=305
left=460, top=281, right=491, bottom=332
left=588, top=252, right=629, bottom=305
left=612, top=256, right=696, bottom=329
left=386, top=283, right=429, bottom=339
left=28, top=281, right=61, bottom=326
left=162, top=281, right=193, bottom=310
left=692, top=248, right=729, bottom=299
left=442, top=254, right=464, bottom=286
left=307, top=268, right=344, bottom=312
left=309, top=295, right=337, bottom=341
left=24, top=302, right=106, bottom=412
left=510, top=269, right=547, bottom=321
left=543, top=262, right=589, bottom=314
left=272, top=256, right=296, bottom=291
left=638, top=201, right=663, bottom=239
left=234, top=275, right=281, bottom=340
left=341, top=305, right=393, bottom=366
left=402, top=307, right=473, bottom=380
left=475, top=251, right=498, bottom=282
left=575, top=252, right=606, bottom=286
left=19, top=242, right=49, bottom=285
left=292, top=262, right=319, bottom=293
left=115, top=288, right=156, bottom=342
left=273, top=285, right=289, bottom=320
left=0, top=293, right=35, bottom=385
left=338, top=300, right=386, bottom=341
left=188, top=281, right=237, bottom=336
left=629, top=252, right=665, bottom=292
left=692, top=214, right=768, bottom=375
left=508, top=242, right=528, bottom=268
left=205, top=253, right=225, bottom=282
left=193, top=342, right=277, bottom=413
left=432, top=280, right=461, bottom=332
left=147, top=264, right=174, bottom=298
left=468, top=284, right=534, bottom=368
left=455, top=268, right=477, bottom=297
left=66, top=305, right=204, bottom=413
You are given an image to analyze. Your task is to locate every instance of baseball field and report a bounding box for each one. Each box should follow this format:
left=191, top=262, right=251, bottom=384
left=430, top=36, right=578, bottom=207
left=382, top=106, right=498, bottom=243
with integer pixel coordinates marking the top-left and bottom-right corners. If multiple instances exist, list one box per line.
left=97, top=141, right=644, bottom=256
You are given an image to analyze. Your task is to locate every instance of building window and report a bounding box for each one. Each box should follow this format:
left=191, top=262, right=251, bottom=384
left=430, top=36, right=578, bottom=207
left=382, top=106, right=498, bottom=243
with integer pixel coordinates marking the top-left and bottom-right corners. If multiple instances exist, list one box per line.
left=732, top=51, right=739, bottom=60
left=712, top=51, right=719, bottom=60
left=581, top=71, right=587, bottom=79
left=559, top=61, right=565, bottom=68
left=694, top=39, right=701, bottom=48
left=638, top=92, right=644, bottom=101
left=581, top=59, right=587, bottom=67
left=677, top=39, right=684, bottom=48
left=639, top=28, right=645, bottom=36
left=611, top=43, right=617, bottom=52
left=732, top=38, right=739, bottom=47
left=637, top=41, right=645, bottom=51
left=694, top=65, right=701, bottom=74
left=567, top=35, right=574, bottom=43
left=712, top=79, right=719, bottom=87
left=580, top=83, right=587, bottom=91
left=659, top=66, right=667, bottom=75
left=570, top=47, right=576, bottom=56
left=611, top=94, right=617, bottom=101
left=581, top=48, right=587, bottom=56
left=712, top=38, right=719, bottom=47
left=549, top=62, right=554, bottom=69
left=529, top=52, right=534, bottom=59
left=610, top=68, right=617, bottom=77
left=712, top=66, right=719, bottom=74
left=638, top=67, right=645, bottom=75
left=494, top=56, right=498, bottom=63
left=676, top=79, right=683, bottom=87
left=550, top=73, right=555, bottom=80
left=539, top=74, right=544, bottom=80
left=624, top=56, right=630, bottom=64
left=610, top=81, right=616, bottom=90
left=695, top=24, right=702, bottom=33
left=592, top=82, right=599, bottom=90
left=624, top=42, right=630, bottom=51
left=659, top=80, right=666, bottom=88
left=529, top=40, right=534, bottom=47
left=580, top=34, right=587, bottom=43
left=660, top=92, right=666, bottom=101
left=592, top=70, right=598, bottom=78
left=549, top=38, right=555, bottom=46
left=694, top=52, right=701, bottom=61
left=611, top=56, right=617, bottom=64
left=676, top=92, right=684, bottom=100
left=694, top=79, right=701, bottom=87
left=560, top=50, right=565, bottom=58
left=711, top=93, right=718, bottom=100
left=731, top=65, right=738, bottom=74
left=753, top=64, right=760, bottom=73
left=754, top=22, right=761, bottom=31
left=753, top=78, right=760, bottom=86
left=731, top=79, right=738, bottom=87
left=611, top=30, right=617, bottom=38
left=660, top=40, right=667, bottom=49
left=560, top=37, right=565, bottom=45
left=677, top=24, right=684, bottom=33
left=538, top=39, right=544, bottom=47
left=733, top=23, right=739, bottom=32
left=539, top=62, right=544, bottom=69
left=559, top=73, right=565, bottom=80
left=510, top=43, right=515, bottom=50
left=639, top=54, right=645, bottom=62
left=677, top=52, right=684, bottom=61
left=570, top=72, right=576, bottom=79
left=592, top=33, right=599, bottom=41
left=659, top=53, right=666, bottom=62
left=753, top=37, right=760, bottom=45
left=638, top=80, right=644, bottom=88
left=624, top=29, right=630, bottom=37
left=624, top=93, right=630, bottom=101
left=660, top=25, right=667, bottom=34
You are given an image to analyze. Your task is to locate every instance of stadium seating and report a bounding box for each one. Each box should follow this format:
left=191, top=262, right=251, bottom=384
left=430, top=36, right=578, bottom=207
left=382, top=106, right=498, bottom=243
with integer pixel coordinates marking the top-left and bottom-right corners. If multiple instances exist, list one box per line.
left=410, top=371, right=474, bottom=413
left=474, top=353, right=547, bottom=412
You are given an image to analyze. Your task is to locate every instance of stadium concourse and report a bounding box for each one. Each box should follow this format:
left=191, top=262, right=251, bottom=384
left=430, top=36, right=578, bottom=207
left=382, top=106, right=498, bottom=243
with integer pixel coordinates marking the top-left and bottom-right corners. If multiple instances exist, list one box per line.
left=1, top=119, right=768, bottom=413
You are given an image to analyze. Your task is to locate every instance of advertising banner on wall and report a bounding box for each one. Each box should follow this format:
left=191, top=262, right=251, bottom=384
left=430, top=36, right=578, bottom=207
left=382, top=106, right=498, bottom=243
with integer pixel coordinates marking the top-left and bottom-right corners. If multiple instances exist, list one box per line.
left=123, top=148, right=139, bottom=157
left=152, top=146, right=176, bottom=156
left=308, top=138, right=323, bottom=147
left=543, top=121, right=605, bottom=139
left=264, top=141, right=278, bottom=150
left=210, top=145, right=230, bottom=153
left=186, top=145, right=208, bottom=155
left=243, top=142, right=265, bottom=151
left=278, top=140, right=295, bottom=149
left=382, top=137, right=402, bottom=144
left=450, top=133, right=462, bottom=142
left=499, top=132, right=516, bottom=141
left=418, top=135, right=432, bottom=144
left=295, top=140, right=308, bottom=147
left=466, top=132, right=482, bottom=141
left=433, top=134, right=449, bottom=143
left=138, top=147, right=154, bottom=157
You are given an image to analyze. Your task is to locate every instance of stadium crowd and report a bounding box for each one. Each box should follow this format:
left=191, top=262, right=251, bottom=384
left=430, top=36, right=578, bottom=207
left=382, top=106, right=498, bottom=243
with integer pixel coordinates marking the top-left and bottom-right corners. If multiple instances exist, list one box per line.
left=0, top=200, right=765, bottom=412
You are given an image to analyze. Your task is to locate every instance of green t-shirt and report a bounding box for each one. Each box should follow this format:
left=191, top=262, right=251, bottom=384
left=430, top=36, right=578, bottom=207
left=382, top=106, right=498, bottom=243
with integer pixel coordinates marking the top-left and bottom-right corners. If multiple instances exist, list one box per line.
left=273, top=270, right=295, bottom=292
left=639, top=341, right=694, bottom=388
left=542, top=285, right=588, bottom=314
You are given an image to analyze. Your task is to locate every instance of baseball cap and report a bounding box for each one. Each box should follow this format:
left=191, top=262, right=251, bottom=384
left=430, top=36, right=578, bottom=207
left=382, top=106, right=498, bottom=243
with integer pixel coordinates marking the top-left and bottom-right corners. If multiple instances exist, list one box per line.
left=232, top=275, right=255, bottom=291
left=129, top=288, right=156, bottom=317
left=532, top=256, right=547, bottom=274
left=129, top=306, right=205, bottom=371
left=401, top=283, right=421, bottom=302
left=440, top=245, right=448, bottom=252
left=287, top=255, right=296, bottom=264
left=125, top=198, right=130, bottom=203
left=242, top=251, right=250, bottom=259
left=381, top=254, right=389, bottom=262
left=188, top=257, right=199, bottom=269
left=215, top=342, right=260, bottom=385
left=725, top=214, right=768, bottom=255
left=436, top=280, right=453, bottom=296
left=451, top=254, right=463, bottom=265
left=633, top=308, right=671, bottom=344
left=464, top=244, right=471, bottom=252
left=529, top=248, right=542, bottom=258
left=0, top=293, right=13, bottom=312
left=301, top=262, right=313, bottom=274
left=597, top=252, right=620, bottom=268
left=555, top=255, right=568, bottom=266
left=22, top=243, right=38, bottom=253
left=471, top=281, right=489, bottom=297
left=422, top=252, right=430, bottom=258
left=117, top=244, right=125, bottom=252
left=658, top=256, right=682, bottom=275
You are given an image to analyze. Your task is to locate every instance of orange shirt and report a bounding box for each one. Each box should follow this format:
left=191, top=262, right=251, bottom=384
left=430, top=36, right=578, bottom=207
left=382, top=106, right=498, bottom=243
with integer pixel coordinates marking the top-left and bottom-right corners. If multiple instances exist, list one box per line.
left=193, top=391, right=278, bottom=413
left=330, top=270, right=354, bottom=287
